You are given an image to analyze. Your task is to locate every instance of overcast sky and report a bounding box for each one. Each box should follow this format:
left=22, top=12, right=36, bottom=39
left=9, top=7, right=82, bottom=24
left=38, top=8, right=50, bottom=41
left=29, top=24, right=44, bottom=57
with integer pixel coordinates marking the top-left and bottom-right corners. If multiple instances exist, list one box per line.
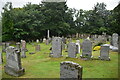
left=0, top=0, right=119, bottom=13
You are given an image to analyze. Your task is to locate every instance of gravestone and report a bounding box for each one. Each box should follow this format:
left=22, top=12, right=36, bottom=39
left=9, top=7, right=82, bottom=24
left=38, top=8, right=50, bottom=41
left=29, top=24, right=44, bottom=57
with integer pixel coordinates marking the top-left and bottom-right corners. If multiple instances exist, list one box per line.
left=6, top=43, right=10, bottom=48
left=80, top=39, right=92, bottom=59
left=36, top=39, right=39, bottom=43
left=43, top=38, right=46, bottom=43
left=52, top=37, right=62, bottom=58
left=99, top=45, right=110, bottom=60
left=60, top=61, right=83, bottom=80
left=4, top=46, right=25, bottom=76
left=16, top=42, right=21, bottom=52
left=112, top=33, right=118, bottom=47
left=21, top=40, right=28, bottom=52
left=68, top=42, right=77, bottom=58
left=21, top=49, right=26, bottom=58
left=0, top=52, right=2, bottom=64
left=35, top=44, right=40, bottom=51
left=76, top=40, right=80, bottom=53
left=45, top=39, right=49, bottom=45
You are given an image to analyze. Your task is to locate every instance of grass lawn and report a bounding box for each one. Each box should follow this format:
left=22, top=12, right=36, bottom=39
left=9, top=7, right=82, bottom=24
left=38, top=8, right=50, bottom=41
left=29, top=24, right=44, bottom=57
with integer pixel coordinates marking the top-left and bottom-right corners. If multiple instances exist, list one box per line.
left=1, top=40, right=119, bottom=79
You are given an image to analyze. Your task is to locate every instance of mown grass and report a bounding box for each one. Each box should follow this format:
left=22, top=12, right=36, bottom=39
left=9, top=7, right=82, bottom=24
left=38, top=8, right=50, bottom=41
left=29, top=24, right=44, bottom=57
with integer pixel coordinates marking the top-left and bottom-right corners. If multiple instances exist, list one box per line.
left=1, top=40, right=119, bottom=78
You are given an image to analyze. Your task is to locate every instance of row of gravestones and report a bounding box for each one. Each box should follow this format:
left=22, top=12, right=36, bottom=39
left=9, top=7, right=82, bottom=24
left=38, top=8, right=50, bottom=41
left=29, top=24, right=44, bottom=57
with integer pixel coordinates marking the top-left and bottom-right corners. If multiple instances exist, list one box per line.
left=51, top=37, right=110, bottom=60
left=1, top=46, right=83, bottom=79
left=1, top=44, right=83, bottom=79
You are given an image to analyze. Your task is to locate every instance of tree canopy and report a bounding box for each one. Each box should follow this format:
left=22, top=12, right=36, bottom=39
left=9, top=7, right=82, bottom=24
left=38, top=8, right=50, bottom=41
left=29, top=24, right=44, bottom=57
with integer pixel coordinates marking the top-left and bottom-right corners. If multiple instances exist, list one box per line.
left=2, top=2, right=120, bottom=41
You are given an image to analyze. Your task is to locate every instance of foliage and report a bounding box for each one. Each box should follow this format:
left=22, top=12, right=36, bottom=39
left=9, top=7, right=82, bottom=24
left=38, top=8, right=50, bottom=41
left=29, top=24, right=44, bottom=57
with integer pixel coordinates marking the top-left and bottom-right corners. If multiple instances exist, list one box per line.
left=2, top=2, right=120, bottom=41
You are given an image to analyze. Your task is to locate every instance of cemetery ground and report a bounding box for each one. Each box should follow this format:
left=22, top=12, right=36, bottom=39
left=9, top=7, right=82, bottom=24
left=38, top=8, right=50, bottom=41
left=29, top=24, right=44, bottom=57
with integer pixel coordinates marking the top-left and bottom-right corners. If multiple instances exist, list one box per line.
left=1, top=39, right=119, bottom=79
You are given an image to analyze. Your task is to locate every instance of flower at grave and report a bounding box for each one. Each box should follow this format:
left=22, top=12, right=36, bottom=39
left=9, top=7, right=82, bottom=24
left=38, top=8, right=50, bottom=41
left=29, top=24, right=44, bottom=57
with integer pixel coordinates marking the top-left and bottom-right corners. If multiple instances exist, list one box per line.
left=93, top=46, right=101, bottom=51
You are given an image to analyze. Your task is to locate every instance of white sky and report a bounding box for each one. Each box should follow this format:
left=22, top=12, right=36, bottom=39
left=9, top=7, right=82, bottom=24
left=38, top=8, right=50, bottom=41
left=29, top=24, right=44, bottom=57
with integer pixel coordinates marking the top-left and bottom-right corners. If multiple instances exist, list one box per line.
left=0, top=0, right=119, bottom=13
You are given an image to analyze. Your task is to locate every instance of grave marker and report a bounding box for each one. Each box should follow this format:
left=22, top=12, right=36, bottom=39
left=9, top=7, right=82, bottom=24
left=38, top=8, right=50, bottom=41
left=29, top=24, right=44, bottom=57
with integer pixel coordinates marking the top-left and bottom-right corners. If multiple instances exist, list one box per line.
left=52, top=37, right=62, bottom=58
left=60, top=61, right=83, bottom=80
left=80, top=39, right=92, bottom=59
left=68, top=42, right=77, bottom=58
left=4, top=46, right=25, bottom=76
left=99, top=45, right=110, bottom=60
left=112, top=33, right=118, bottom=47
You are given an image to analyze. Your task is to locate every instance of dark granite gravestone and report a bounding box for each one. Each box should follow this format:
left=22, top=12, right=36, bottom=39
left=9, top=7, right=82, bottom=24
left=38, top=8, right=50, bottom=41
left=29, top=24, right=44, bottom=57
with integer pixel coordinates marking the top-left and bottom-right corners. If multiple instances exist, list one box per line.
left=4, top=46, right=25, bottom=77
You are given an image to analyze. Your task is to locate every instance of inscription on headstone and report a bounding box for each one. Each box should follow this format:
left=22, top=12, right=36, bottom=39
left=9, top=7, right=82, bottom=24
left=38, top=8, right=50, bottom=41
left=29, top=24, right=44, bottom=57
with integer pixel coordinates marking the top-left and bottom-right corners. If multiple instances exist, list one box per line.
left=4, top=46, right=25, bottom=76
left=60, top=61, right=83, bottom=80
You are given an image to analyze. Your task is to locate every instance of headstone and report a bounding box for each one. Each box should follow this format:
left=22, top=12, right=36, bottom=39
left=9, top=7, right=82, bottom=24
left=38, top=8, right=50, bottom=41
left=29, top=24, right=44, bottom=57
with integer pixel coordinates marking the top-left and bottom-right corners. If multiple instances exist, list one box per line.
left=43, top=38, right=46, bottom=43
left=68, top=42, right=77, bottom=58
left=76, top=40, right=80, bottom=53
left=4, top=46, right=25, bottom=76
left=36, top=39, right=39, bottom=43
left=21, top=40, right=28, bottom=52
left=99, top=45, right=110, bottom=60
left=60, top=61, right=83, bottom=80
left=21, top=49, right=26, bottom=58
left=35, top=44, right=40, bottom=51
left=112, top=33, right=118, bottom=47
left=45, top=39, right=49, bottom=45
left=16, top=42, right=21, bottom=52
left=52, top=37, right=62, bottom=58
left=80, top=39, right=92, bottom=59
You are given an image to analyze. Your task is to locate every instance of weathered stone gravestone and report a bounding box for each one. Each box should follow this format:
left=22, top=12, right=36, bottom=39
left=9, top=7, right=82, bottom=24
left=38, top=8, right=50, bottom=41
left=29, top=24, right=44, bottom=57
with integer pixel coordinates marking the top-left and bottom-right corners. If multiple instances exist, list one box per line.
left=60, top=61, right=83, bottom=80
left=4, top=46, right=25, bottom=76
left=45, top=39, right=49, bottom=45
left=21, top=40, right=28, bottom=52
left=80, top=39, right=92, bottom=59
left=36, top=39, right=39, bottom=43
left=68, top=42, right=77, bottom=58
left=76, top=40, right=80, bottom=54
left=52, top=37, right=62, bottom=58
left=99, top=45, right=110, bottom=60
left=112, top=33, right=118, bottom=47
left=16, top=42, right=21, bottom=52
left=35, top=44, right=40, bottom=51
left=21, top=49, right=26, bottom=58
